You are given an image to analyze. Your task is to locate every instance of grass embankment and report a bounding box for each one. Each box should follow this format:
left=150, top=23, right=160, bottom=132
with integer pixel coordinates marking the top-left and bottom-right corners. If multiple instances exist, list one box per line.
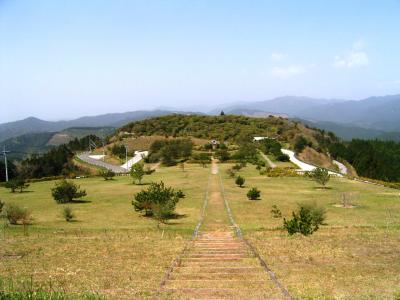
left=220, top=164, right=400, bottom=299
left=0, top=164, right=209, bottom=299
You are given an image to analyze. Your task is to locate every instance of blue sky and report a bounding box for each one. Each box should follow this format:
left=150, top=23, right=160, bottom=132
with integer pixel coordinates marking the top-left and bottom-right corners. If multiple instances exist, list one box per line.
left=1, top=0, right=400, bottom=122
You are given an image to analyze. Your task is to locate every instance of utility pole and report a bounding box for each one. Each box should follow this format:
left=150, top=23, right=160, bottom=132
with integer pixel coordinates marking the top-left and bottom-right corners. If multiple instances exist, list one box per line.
left=2, top=145, right=10, bottom=182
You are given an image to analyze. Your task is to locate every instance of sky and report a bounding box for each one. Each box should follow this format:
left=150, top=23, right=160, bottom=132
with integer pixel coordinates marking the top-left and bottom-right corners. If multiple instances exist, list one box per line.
left=1, top=0, right=400, bottom=122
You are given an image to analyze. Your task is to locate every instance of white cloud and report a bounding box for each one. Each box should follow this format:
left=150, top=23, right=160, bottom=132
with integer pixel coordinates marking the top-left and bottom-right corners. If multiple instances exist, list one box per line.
left=333, top=40, right=369, bottom=69
left=270, top=52, right=286, bottom=61
left=353, top=39, right=365, bottom=50
left=270, top=65, right=306, bottom=79
left=333, top=51, right=369, bottom=68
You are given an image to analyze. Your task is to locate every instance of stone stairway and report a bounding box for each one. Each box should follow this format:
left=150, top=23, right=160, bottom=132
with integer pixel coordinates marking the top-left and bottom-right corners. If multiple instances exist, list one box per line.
left=160, top=161, right=288, bottom=299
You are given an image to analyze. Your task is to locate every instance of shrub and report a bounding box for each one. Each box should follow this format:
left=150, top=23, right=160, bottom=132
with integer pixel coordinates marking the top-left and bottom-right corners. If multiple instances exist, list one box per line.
left=247, top=187, right=261, bottom=200
left=232, top=163, right=244, bottom=171
left=270, top=205, right=282, bottom=218
left=51, top=180, right=87, bottom=204
left=63, top=207, right=75, bottom=222
left=226, top=168, right=237, bottom=178
left=216, top=149, right=230, bottom=162
left=283, top=202, right=326, bottom=236
left=5, top=178, right=29, bottom=193
left=312, top=167, right=330, bottom=187
left=299, top=202, right=327, bottom=227
left=294, top=136, right=309, bottom=154
left=276, top=153, right=290, bottom=162
left=5, top=204, right=32, bottom=225
left=99, top=169, right=115, bottom=180
left=132, top=181, right=182, bottom=227
left=130, top=163, right=145, bottom=184
left=235, top=175, right=245, bottom=187
left=144, top=166, right=155, bottom=175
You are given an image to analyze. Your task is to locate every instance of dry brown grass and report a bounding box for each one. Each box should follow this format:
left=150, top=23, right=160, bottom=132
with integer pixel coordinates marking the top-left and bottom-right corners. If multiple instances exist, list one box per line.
left=219, top=163, right=400, bottom=299
left=0, top=164, right=210, bottom=299
left=299, top=146, right=337, bottom=170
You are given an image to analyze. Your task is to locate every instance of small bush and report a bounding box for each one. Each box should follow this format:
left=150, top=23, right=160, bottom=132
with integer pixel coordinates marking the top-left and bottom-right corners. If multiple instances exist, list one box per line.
left=99, top=169, right=115, bottom=180
left=270, top=205, right=282, bottom=218
left=232, top=164, right=243, bottom=171
left=312, top=167, right=330, bottom=187
left=51, top=180, right=87, bottom=204
left=5, top=204, right=32, bottom=225
left=63, top=207, right=75, bottom=222
left=130, top=163, right=145, bottom=184
left=226, top=168, right=237, bottom=178
left=5, top=178, right=29, bottom=193
left=235, top=175, right=245, bottom=187
left=276, top=154, right=290, bottom=162
left=283, top=202, right=326, bottom=236
left=247, top=187, right=261, bottom=200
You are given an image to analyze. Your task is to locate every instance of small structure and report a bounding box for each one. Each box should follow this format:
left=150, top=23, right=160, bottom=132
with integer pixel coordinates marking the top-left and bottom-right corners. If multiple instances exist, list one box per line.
left=253, top=136, right=276, bottom=141
left=210, top=139, right=220, bottom=150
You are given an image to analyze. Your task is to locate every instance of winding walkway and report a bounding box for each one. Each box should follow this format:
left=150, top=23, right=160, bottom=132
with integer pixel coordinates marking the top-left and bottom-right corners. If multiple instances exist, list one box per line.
left=160, top=161, right=290, bottom=299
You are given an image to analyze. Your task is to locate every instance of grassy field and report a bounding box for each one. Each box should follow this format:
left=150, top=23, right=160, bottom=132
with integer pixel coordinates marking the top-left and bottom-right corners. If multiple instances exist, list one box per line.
left=0, top=164, right=209, bottom=299
left=1, top=161, right=399, bottom=299
left=220, top=163, right=400, bottom=299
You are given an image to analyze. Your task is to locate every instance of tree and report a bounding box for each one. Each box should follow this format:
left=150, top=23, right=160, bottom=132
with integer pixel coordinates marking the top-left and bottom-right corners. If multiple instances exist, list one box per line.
left=216, top=149, right=230, bottom=162
left=247, top=187, right=261, bottom=200
left=132, top=181, right=182, bottom=228
left=294, top=136, right=309, bottom=154
left=99, top=169, right=115, bottom=180
left=220, top=110, right=225, bottom=116
left=51, top=180, right=87, bottom=204
left=5, top=178, right=29, bottom=193
left=130, top=163, right=145, bottom=184
left=312, top=167, right=330, bottom=187
left=235, top=175, right=245, bottom=187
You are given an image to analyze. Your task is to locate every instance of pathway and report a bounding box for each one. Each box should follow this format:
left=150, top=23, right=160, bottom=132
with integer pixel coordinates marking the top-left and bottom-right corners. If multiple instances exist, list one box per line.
left=160, top=161, right=290, bottom=299
left=259, top=151, right=277, bottom=168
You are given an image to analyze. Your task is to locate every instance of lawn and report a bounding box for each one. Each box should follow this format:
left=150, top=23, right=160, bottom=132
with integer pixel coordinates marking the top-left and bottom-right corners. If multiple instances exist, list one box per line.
left=0, top=164, right=209, bottom=299
left=220, top=163, right=400, bottom=299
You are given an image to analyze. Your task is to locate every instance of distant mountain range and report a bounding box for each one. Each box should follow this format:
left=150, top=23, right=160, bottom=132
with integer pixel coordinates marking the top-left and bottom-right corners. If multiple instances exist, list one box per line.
left=1, top=94, right=400, bottom=145
left=0, top=110, right=178, bottom=143
left=220, top=94, right=400, bottom=132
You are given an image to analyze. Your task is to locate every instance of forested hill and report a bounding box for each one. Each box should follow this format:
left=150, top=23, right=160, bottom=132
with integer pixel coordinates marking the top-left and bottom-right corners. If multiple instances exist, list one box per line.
left=118, top=114, right=337, bottom=149
left=118, top=114, right=400, bottom=183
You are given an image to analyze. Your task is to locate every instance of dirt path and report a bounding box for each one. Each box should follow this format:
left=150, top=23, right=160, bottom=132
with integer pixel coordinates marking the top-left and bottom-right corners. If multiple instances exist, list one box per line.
left=160, top=161, right=289, bottom=299
left=259, top=151, right=277, bottom=168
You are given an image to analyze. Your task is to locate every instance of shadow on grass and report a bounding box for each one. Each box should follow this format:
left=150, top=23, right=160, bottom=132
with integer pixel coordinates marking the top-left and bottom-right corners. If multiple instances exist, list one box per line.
left=68, top=199, right=92, bottom=204
left=313, top=186, right=332, bottom=190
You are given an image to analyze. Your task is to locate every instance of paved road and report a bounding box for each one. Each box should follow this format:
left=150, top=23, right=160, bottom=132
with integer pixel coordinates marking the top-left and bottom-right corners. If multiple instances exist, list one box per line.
left=77, top=152, right=127, bottom=173
left=281, top=149, right=343, bottom=177
left=259, top=151, right=277, bottom=168
left=333, top=160, right=348, bottom=175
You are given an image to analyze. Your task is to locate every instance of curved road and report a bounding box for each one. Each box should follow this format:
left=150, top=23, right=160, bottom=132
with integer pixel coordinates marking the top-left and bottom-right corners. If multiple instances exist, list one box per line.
left=77, top=152, right=127, bottom=173
left=281, top=149, right=343, bottom=177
